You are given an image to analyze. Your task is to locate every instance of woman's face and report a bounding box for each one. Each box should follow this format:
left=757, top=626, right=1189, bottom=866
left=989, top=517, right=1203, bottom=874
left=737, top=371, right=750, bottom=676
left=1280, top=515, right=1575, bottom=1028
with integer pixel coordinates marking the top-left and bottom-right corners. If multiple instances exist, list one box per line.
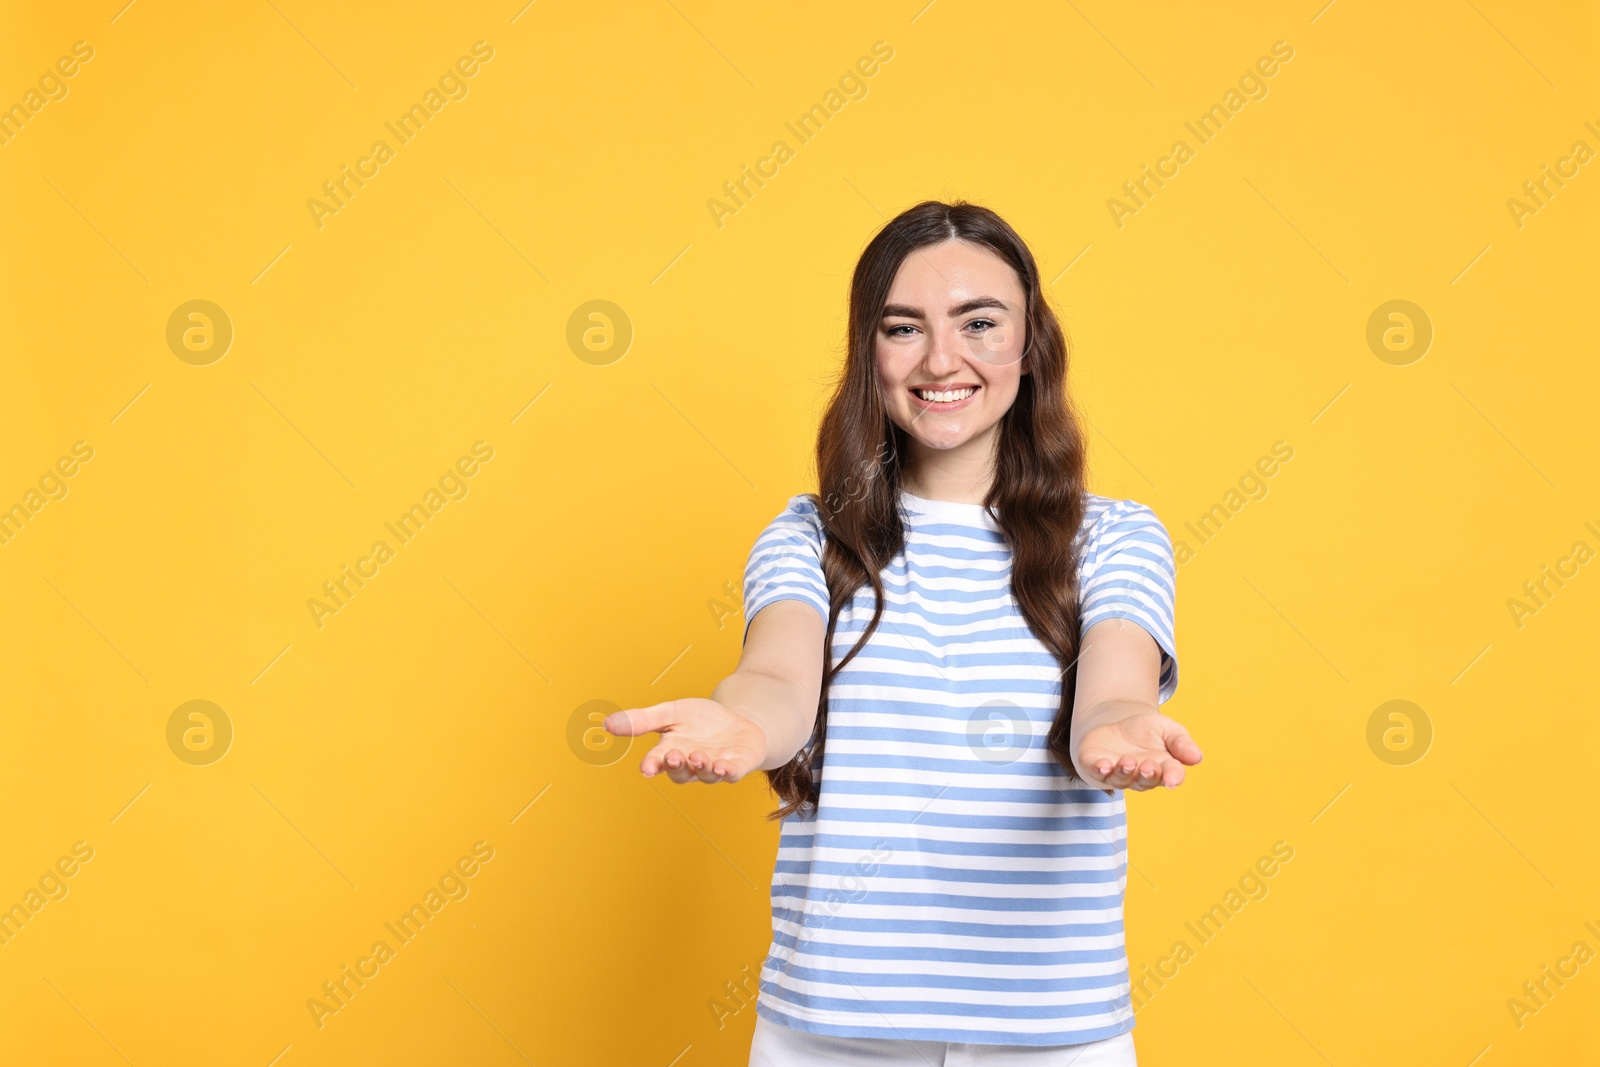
left=875, top=239, right=1029, bottom=462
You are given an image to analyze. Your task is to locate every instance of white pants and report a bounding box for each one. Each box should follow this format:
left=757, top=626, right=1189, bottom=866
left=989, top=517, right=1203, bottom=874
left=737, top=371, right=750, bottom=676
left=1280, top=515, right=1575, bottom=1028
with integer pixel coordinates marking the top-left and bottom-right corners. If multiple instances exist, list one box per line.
left=749, top=1013, right=1138, bottom=1066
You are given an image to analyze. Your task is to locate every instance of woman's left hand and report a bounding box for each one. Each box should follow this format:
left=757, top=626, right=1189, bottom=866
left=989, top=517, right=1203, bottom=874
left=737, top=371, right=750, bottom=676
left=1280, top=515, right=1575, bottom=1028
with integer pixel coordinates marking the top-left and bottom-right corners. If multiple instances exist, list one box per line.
left=1075, top=712, right=1202, bottom=794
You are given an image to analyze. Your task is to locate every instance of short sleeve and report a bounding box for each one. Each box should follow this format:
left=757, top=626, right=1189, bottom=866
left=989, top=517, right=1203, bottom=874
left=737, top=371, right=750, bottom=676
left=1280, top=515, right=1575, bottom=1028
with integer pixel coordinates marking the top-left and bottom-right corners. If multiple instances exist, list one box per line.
left=742, top=494, right=831, bottom=642
left=1079, top=500, right=1179, bottom=703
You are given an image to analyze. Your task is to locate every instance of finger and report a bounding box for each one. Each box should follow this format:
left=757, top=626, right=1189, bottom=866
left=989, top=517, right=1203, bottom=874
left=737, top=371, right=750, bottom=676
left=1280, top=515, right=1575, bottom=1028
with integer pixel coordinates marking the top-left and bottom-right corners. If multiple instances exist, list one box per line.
left=1086, top=752, right=1156, bottom=793
left=685, top=750, right=723, bottom=785
left=1126, top=755, right=1164, bottom=790
left=712, top=757, right=746, bottom=783
left=662, top=749, right=697, bottom=785
left=642, top=745, right=687, bottom=779
left=1160, top=760, right=1187, bottom=789
left=1085, top=756, right=1139, bottom=793
left=1111, top=754, right=1146, bottom=788
left=639, top=742, right=675, bottom=777
left=1083, top=761, right=1113, bottom=796
left=668, top=748, right=707, bottom=790
left=1097, top=760, right=1141, bottom=792
left=605, top=700, right=681, bottom=737
left=1082, top=757, right=1116, bottom=794
left=1131, top=760, right=1162, bottom=791
left=1162, top=722, right=1203, bottom=764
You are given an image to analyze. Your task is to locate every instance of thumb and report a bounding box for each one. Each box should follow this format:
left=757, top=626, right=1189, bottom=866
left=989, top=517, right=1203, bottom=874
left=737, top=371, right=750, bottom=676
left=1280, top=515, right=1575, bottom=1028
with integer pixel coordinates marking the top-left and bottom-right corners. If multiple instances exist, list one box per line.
left=1161, top=719, right=1203, bottom=765
left=603, top=700, right=681, bottom=737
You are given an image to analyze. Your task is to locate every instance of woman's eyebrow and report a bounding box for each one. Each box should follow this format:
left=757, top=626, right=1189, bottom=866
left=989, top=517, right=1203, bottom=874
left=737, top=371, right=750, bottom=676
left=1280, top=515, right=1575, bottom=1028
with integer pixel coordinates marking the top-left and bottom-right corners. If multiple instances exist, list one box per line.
left=881, top=297, right=1011, bottom=319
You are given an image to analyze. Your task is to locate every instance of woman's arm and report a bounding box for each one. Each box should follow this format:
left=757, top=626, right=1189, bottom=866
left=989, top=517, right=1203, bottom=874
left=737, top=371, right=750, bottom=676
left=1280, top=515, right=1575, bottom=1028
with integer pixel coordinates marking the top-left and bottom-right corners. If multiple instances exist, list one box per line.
left=711, top=600, right=826, bottom=768
left=603, top=599, right=825, bottom=785
left=1069, top=617, right=1203, bottom=794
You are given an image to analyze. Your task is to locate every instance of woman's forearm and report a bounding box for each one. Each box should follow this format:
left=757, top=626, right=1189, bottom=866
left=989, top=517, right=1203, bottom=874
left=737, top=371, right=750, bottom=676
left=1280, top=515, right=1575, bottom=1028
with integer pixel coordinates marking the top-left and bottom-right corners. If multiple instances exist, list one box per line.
left=712, top=668, right=819, bottom=770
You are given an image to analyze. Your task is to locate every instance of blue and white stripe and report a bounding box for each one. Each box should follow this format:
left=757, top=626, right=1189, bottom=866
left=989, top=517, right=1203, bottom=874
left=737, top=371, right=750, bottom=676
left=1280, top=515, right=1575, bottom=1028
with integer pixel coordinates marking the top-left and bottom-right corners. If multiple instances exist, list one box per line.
left=740, top=489, right=1179, bottom=1045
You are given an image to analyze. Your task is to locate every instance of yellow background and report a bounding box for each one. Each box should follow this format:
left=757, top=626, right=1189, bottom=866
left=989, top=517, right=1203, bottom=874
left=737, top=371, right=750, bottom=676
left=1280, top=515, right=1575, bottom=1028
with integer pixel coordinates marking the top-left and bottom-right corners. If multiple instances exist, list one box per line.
left=1, top=1, right=1596, bottom=1064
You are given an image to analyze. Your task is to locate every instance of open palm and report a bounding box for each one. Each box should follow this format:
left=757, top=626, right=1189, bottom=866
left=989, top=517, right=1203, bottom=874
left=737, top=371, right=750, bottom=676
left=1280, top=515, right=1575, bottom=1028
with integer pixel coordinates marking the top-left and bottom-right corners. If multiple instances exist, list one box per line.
left=602, top=697, right=768, bottom=785
left=1075, top=712, right=1202, bottom=794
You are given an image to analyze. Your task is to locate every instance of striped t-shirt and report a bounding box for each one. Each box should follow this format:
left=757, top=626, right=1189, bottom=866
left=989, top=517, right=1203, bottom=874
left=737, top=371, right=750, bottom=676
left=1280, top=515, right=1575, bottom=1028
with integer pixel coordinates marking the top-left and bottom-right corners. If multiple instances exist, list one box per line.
left=741, top=488, right=1179, bottom=1045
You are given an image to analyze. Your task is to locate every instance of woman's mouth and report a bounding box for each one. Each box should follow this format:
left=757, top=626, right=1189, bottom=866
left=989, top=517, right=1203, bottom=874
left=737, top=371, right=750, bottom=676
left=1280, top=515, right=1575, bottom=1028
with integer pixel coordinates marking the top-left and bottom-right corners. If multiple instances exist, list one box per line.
left=910, top=385, right=979, bottom=412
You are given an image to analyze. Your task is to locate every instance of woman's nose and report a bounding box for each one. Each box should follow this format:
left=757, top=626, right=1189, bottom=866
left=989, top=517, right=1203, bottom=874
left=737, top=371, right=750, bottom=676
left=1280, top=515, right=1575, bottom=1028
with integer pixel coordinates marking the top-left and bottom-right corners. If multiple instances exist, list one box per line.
left=922, top=331, right=964, bottom=375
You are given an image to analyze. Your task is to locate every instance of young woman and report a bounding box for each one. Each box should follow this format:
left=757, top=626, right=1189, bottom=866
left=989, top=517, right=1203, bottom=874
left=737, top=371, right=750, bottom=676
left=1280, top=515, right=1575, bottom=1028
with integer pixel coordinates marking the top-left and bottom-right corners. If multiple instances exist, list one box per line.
left=605, top=200, right=1203, bottom=1066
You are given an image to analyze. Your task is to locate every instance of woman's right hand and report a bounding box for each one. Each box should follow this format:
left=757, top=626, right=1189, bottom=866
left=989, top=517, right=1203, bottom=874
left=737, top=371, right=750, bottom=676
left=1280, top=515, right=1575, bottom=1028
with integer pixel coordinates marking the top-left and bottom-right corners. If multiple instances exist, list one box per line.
left=602, top=698, right=769, bottom=785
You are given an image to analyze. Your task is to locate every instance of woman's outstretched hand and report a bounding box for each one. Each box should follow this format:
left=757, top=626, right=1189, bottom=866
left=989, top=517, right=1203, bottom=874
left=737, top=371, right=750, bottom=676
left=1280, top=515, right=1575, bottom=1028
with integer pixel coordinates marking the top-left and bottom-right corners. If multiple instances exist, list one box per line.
left=602, top=698, right=769, bottom=785
left=1075, top=712, right=1203, bottom=795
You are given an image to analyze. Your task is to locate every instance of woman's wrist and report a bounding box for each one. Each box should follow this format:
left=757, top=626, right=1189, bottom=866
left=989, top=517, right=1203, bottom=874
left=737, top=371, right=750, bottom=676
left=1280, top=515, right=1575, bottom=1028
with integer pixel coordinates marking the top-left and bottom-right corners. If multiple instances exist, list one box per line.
left=1069, top=698, right=1157, bottom=760
left=711, top=673, right=804, bottom=769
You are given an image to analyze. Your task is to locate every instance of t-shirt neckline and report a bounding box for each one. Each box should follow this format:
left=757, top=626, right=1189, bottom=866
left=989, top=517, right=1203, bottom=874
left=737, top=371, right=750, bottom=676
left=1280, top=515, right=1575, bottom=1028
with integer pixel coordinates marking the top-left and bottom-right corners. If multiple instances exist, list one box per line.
left=898, top=487, right=998, bottom=526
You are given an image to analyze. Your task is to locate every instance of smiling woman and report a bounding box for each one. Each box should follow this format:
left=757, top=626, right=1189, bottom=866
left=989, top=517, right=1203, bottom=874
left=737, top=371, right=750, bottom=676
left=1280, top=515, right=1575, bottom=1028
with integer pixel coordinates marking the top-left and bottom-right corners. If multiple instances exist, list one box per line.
left=873, top=243, right=1034, bottom=495
left=606, top=199, right=1199, bottom=1066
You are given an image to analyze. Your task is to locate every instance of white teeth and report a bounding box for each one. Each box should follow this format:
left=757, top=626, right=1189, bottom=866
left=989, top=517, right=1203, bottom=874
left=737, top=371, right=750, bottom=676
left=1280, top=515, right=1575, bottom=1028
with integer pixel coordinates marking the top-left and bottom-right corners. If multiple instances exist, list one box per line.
left=914, top=387, right=975, bottom=403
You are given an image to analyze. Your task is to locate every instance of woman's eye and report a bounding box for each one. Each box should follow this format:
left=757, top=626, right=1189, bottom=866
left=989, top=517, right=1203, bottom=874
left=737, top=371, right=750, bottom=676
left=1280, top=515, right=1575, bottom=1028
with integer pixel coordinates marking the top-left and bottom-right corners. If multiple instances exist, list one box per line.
left=886, top=324, right=916, bottom=337
left=967, top=319, right=997, bottom=332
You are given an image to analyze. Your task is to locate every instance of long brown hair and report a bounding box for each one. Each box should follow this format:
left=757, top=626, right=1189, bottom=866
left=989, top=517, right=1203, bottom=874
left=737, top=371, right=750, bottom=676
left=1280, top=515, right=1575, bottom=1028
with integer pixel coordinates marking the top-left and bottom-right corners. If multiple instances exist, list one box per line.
left=764, top=199, right=1090, bottom=821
